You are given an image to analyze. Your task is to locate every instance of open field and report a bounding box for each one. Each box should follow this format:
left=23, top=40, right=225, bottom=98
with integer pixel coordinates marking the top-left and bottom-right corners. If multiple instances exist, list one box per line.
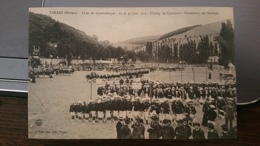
left=28, top=69, right=235, bottom=139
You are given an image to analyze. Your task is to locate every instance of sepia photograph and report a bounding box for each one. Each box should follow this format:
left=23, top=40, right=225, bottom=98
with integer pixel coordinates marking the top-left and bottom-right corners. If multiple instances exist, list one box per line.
left=28, top=7, right=236, bottom=139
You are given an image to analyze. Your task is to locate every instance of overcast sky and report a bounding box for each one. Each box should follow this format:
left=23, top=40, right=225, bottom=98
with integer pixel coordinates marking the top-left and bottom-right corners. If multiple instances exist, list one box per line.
left=29, top=7, right=234, bottom=43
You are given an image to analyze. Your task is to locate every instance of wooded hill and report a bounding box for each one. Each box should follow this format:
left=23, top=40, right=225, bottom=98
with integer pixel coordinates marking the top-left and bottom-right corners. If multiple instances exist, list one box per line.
left=29, top=12, right=137, bottom=65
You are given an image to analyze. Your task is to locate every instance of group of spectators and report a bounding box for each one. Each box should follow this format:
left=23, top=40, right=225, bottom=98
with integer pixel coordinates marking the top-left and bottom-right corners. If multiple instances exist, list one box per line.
left=69, top=77, right=236, bottom=139
left=85, top=70, right=149, bottom=82
left=116, top=113, right=236, bottom=139
left=29, top=65, right=75, bottom=83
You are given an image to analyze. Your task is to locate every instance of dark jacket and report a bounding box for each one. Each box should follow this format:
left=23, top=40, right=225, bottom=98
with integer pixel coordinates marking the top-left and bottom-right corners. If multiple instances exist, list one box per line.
left=116, top=121, right=123, bottom=139
left=202, top=103, right=210, bottom=113
left=160, top=125, right=175, bottom=139
left=121, top=125, right=132, bottom=139
left=175, top=125, right=189, bottom=139
left=193, top=128, right=205, bottom=139
left=207, top=109, right=217, bottom=121
left=208, top=129, right=219, bottom=139
left=131, top=124, right=145, bottom=139
left=147, top=121, right=161, bottom=139
left=184, top=125, right=192, bottom=138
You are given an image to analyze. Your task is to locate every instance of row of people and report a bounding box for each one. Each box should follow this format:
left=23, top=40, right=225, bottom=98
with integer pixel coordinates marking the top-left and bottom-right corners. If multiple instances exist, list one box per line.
left=70, top=86, right=236, bottom=127
left=96, top=80, right=236, bottom=118
left=29, top=66, right=75, bottom=83
left=69, top=96, right=231, bottom=129
left=85, top=70, right=149, bottom=81
left=97, top=79, right=236, bottom=99
left=30, top=65, right=75, bottom=76
left=69, top=97, right=191, bottom=123
left=116, top=114, right=236, bottom=139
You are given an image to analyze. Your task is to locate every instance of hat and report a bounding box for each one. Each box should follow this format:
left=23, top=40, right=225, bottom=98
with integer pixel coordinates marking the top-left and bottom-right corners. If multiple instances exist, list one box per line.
left=163, top=119, right=171, bottom=124
left=124, top=117, right=130, bottom=124
left=209, top=104, right=216, bottom=109
left=150, top=114, right=158, bottom=121
left=186, top=99, right=193, bottom=104
left=118, top=115, right=124, bottom=121
left=217, top=96, right=224, bottom=100
left=193, top=122, right=200, bottom=127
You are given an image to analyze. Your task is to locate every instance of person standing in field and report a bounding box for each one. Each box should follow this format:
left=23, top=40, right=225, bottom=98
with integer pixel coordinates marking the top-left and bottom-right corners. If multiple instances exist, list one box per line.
left=192, top=123, right=205, bottom=139
left=131, top=116, right=145, bottom=139
left=207, top=123, right=219, bottom=139
left=220, top=125, right=231, bottom=139
left=147, top=114, right=161, bottom=139
left=207, top=104, right=217, bottom=125
left=116, top=115, right=124, bottom=139
left=121, top=117, right=132, bottom=139
left=160, top=119, right=175, bottom=139
left=202, top=99, right=211, bottom=126
left=183, top=118, right=192, bottom=139
left=175, top=119, right=189, bottom=139
left=222, top=100, right=236, bottom=130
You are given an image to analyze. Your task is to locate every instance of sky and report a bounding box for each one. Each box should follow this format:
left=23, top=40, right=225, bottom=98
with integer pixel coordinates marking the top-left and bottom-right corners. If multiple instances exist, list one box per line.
left=29, top=7, right=234, bottom=43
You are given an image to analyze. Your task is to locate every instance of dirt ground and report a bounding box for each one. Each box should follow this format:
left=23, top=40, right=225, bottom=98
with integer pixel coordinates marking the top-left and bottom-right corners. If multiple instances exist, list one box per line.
left=28, top=69, right=236, bottom=139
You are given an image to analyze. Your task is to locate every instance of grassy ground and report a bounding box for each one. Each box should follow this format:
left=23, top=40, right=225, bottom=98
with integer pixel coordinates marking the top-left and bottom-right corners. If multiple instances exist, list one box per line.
left=28, top=69, right=236, bottom=139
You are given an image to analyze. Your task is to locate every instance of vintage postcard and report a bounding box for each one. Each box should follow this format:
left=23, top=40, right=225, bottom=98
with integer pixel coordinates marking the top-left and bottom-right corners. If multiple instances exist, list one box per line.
left=28, top=7, right=236, bottom=139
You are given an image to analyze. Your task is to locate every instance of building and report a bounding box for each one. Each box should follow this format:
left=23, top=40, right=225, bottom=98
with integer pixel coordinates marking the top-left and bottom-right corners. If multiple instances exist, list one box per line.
left=147, top=20, right=230, bottom=63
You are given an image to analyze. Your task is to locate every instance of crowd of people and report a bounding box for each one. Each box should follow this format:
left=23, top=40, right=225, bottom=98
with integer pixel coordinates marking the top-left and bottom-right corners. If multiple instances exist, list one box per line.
left=29, top=65, right=76, bottom=83
left=69, top=77, right=237, bottom=139
left=85, top=70, right=150, bottom=82
left=115, top=114, right=236, bottom=139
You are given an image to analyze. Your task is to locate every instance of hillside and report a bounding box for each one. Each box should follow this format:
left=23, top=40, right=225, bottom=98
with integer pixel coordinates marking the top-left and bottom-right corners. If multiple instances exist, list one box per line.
left=29, top=12, right=139, bottom=64
left=29, top=12, right=103, bottom=58
left=29, top=12, right=97, bottom=45
left=172, top=20, right=230, bottom=38
left=113, top=35, right=161, bottom=50
left=122, top=35, right=161, bottom=44
left=159, top=25, right=201, bottom=40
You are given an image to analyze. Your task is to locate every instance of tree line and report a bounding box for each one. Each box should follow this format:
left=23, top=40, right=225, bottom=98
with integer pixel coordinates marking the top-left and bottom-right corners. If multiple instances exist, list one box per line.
left=29, top=12, right=149, bottom=65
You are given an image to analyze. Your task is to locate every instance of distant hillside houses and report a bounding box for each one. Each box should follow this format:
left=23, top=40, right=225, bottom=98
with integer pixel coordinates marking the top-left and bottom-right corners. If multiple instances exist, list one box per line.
left=145, top=20, right=228, bottom=63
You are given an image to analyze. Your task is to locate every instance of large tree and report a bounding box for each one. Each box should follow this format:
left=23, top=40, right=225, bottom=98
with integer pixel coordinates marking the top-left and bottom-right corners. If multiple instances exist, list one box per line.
left=57, top=38, right=75, bottom=65
left=137, top=51, right=150, bottom=62
left=215, top=20, right=235, bottom=66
